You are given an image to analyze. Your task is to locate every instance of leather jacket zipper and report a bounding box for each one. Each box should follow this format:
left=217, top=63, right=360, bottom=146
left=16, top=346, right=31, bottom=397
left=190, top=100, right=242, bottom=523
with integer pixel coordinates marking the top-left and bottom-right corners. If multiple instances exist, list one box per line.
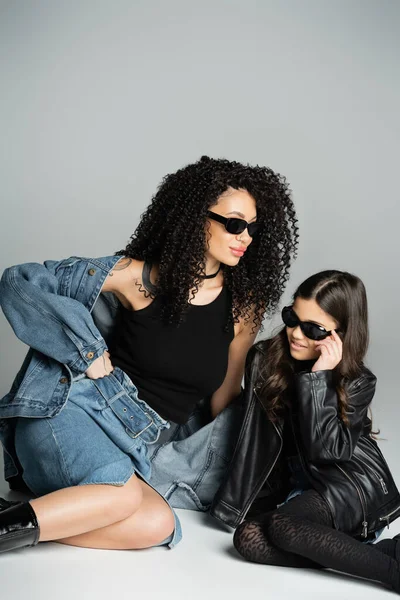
left=379, top=505, right=400, bottom=529
left=363, top=436, right=392, bottom=495
left=335, top=463, right=368, bottom=538
left=240, top=395, right=283, bottom=524
left=266, top=421, right=283, bottom=479
left=255, top=389, right=283, bottom=478
left=356, top=455, right=388, bottom=495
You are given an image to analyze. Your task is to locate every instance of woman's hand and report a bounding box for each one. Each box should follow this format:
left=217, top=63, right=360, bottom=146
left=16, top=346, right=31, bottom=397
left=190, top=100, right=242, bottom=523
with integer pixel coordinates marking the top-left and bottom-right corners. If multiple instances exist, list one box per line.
left=85, top=350, right=114, bottom=379
left=311, top=330, right=343, bottom=372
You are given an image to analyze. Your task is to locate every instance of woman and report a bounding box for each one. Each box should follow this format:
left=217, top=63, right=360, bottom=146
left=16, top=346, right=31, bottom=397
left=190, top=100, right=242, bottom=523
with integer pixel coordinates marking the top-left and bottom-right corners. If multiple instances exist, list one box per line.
left=0, top=155, right=298, bottom=553
left=231, top=270, right=400, bottom=593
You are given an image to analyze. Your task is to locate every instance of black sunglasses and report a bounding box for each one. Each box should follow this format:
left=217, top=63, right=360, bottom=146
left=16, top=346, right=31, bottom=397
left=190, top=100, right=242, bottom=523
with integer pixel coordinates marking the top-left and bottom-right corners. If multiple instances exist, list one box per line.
left=282, top=306, right=338, bottom=341
left=207, top=210, right=261, bottom=237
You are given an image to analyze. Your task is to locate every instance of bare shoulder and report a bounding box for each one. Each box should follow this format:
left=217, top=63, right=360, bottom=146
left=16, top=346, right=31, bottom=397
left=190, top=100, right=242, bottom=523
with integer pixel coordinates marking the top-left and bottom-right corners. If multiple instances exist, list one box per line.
left=102, top=257, right=145, bottom=293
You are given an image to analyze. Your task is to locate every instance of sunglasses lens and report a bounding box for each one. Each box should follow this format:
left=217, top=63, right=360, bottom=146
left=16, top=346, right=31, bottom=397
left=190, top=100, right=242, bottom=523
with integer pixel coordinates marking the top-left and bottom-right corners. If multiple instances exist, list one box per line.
left=301, top=323, right=329, bottom=341
left=248, top=223, right=261, bottom=237
left=282, top=307, right=298, bottom=328
left=282, top=307, right=330, bottom=340
left=226, top=218, right=247, bottom=235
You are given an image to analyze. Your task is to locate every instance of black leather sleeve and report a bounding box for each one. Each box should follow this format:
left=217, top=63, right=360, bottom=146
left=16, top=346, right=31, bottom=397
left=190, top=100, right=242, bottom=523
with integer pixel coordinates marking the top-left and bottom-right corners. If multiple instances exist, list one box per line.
left=209, top=346, right=280, bottom=527
left=294, top=369, right=377, bottom=464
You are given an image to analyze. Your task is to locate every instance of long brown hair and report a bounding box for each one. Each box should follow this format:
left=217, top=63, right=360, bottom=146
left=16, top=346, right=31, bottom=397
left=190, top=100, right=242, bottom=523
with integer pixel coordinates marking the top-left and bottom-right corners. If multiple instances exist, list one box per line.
left=256, top=270, right=369, bottom=425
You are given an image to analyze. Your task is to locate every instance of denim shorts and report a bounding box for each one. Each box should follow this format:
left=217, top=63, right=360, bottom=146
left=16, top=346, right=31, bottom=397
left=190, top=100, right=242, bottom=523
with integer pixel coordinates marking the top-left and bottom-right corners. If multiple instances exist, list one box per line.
left=13, top=367, right=182, bottom=548
left=148, top=398, right=241, bottom=511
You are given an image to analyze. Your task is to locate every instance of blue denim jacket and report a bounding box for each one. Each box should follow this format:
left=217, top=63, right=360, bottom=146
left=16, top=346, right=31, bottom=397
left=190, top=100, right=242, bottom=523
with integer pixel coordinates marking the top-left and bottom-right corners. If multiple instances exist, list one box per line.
left=0, top=255, right=123, bottom=480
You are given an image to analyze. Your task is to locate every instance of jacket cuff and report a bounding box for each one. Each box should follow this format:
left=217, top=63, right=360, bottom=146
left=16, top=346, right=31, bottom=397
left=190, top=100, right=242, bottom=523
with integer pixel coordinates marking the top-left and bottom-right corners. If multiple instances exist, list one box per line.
left=68, top=341, right=107, bottom=373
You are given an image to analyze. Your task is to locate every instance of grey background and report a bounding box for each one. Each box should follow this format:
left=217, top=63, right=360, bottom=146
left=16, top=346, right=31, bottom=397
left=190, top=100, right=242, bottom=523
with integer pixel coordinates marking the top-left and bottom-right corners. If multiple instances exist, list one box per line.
left=1, top=0, right=399, bottom=502
left=1, top=2, right=399, bottom=598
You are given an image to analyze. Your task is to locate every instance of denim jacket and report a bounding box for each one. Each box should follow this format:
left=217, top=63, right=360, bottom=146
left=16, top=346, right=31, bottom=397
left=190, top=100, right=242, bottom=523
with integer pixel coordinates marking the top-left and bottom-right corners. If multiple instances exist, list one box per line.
left=0, top=255, right=123, bottom=480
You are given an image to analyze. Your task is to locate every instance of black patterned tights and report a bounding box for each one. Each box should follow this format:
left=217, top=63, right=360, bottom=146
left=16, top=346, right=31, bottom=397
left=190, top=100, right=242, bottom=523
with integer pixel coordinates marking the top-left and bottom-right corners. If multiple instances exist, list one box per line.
left=233, top=490, right=400, bottom=593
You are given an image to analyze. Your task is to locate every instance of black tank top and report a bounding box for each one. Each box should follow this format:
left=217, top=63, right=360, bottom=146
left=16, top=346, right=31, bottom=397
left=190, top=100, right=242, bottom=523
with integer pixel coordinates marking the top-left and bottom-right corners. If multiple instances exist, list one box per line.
left=111, top=263, right=234, bottom=424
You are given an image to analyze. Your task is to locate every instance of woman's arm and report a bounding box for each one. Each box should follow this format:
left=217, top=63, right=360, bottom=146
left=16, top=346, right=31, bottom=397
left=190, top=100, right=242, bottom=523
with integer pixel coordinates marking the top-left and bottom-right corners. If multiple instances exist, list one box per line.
left=0, top=257, right=112, bottom=372
left=295, top=369, right=377, bottom=464
left=210, top=317, right=260, bottom=418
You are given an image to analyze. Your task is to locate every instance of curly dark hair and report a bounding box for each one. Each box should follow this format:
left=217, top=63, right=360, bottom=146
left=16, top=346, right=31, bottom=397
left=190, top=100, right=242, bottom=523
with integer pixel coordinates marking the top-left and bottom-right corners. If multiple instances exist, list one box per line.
left=256, top=270, right=369, bottom=426
left=117, top=155, right=299, bottom=325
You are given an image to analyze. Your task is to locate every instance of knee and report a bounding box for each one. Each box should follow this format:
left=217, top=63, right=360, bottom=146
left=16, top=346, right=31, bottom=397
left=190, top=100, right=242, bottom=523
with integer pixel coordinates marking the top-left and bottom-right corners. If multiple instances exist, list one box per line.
left=233, top=521, right=264, bottom=561
left=113, top=502, right=175, bottom=550
left=104, top=477, right=144, bottom=523
left=145, top=503, right=175, bottom=547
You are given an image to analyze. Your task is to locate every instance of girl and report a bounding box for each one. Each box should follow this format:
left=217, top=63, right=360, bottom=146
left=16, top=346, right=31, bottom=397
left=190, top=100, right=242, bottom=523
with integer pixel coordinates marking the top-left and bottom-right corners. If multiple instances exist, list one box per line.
left=230, top=270, right=400, bottom=593
left=0, top=155, right=298, bottom=553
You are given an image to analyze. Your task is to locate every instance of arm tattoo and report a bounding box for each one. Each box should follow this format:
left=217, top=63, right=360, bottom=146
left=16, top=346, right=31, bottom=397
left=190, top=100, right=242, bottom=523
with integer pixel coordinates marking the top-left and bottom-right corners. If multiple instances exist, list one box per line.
left=108, top=257, right=132, bottom=276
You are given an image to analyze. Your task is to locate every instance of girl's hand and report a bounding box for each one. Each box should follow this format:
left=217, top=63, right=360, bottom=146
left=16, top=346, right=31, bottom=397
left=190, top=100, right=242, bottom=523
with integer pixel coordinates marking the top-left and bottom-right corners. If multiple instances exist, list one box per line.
left=311, top=330, right=343, bottom=372
left=85, top=350, right=114, bottom=379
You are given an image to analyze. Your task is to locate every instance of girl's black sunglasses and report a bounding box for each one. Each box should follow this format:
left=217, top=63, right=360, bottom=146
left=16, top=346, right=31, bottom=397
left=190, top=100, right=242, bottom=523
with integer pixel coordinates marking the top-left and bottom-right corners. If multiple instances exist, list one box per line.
left=282, top=306, right=338, bottom=341
left=207, top=211, right=261, bottom=237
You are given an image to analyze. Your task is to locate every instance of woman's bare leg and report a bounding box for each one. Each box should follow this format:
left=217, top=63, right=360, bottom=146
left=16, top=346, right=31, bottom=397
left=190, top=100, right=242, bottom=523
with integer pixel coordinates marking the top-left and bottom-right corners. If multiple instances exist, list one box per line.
left=30, top=474, right=143, bottom=541
left=57, top=479, right=175, bottom=549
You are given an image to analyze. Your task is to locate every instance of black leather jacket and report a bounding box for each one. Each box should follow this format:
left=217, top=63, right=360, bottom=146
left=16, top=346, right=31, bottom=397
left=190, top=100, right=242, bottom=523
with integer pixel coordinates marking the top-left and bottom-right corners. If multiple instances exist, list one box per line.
left=210, top=345, right=400, bottom=540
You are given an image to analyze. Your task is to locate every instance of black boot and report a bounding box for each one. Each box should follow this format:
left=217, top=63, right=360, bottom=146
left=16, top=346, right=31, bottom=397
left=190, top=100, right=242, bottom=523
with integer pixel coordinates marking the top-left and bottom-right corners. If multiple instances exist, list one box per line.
left=0, top=497, right=21, bottom=512
left=375, top=534, right=400, bottom=559
left=0, top=501, right=40, bottom=553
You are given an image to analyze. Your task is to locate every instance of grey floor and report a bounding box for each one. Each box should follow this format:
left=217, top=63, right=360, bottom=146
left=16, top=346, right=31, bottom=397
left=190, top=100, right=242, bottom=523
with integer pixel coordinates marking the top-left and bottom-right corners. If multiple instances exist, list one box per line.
left=0, top=475, right=398, bottom=600
left=1, top=1, right=399, bottom=597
